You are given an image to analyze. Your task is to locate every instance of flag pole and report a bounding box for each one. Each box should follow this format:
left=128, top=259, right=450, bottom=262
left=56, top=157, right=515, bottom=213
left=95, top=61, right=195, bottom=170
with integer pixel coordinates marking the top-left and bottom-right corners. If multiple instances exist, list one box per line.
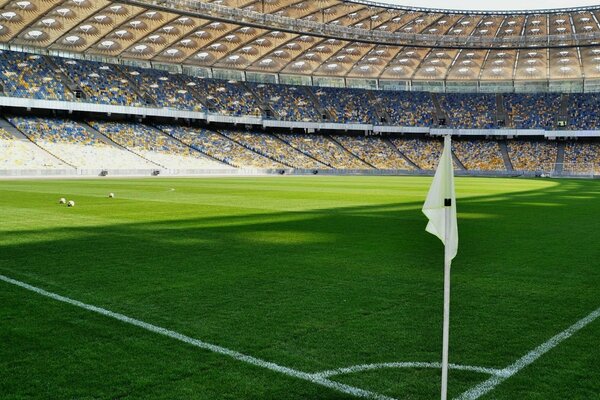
left=441, top=198, right=452, bottom=400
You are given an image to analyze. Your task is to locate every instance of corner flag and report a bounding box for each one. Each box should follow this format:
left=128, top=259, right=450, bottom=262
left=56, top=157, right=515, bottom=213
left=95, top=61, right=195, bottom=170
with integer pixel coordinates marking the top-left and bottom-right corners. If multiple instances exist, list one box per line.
left=422, top=135, right=458, bottom=400
left=423, top=135, right=458, bottom=259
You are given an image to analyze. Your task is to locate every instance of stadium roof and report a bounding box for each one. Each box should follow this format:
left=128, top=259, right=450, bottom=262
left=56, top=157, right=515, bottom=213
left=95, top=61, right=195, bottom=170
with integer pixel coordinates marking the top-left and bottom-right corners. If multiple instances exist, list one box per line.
left=4, top=0, right=600, bottom=81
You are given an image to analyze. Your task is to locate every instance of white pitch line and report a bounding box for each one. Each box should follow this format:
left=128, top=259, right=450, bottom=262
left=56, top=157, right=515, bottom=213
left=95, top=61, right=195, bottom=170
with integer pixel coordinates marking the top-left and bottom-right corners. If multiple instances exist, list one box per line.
left=0, top=274, right=396, bottom=400
left=314, top=362, right=506, bottom=379
left=456, top=306, right=600, bottom=400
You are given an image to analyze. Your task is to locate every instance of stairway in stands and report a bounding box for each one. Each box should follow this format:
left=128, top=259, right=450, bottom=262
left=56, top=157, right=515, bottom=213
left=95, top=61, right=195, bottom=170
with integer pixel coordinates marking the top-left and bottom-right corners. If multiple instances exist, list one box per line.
left=558, top=94, right=570, bottom=128
left=1, top=117, right=76, bottom=169
left=80, top=121, right=163, bottom=168
left=304, top=87, right=335, bottom=121
left=327, top=135, right=375, bottom=169
left=496, top=94, right=508, bottom=127
left=451, top=150, right=466, bottom=171
left=498, top=141, right=514, bottom=171
left=44, top=56, right=81, bottom=99
left=430, top=93, right=449, bottom=126
left=555, top=141, right=566, bottom=174
left=384, top=139, right=420, bottom=170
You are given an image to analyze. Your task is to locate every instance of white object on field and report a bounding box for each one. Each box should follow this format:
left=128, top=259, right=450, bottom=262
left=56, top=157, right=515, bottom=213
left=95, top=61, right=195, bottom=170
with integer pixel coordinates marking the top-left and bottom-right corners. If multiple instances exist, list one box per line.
left=59, top=198, right=66, bottom=204
left=109, top=193, right=114, bottom=198
left=67, top=200, right=75, bottom=207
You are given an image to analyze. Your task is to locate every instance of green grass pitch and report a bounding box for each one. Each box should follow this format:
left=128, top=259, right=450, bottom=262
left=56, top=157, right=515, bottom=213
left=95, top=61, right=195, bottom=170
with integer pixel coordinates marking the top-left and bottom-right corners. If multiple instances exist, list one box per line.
left=0, top=176, right=598, bottom=400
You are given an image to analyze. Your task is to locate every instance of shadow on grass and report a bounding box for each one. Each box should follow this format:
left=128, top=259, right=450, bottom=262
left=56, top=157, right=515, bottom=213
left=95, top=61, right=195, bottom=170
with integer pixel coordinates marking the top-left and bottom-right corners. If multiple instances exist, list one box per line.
left=0, top=178, right=598, bottom=399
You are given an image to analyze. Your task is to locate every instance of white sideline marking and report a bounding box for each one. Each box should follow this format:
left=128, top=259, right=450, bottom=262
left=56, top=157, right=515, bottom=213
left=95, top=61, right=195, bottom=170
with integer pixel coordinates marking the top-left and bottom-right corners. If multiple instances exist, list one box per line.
left=456, top=306, right=600, bottom=400
left=0, top=274, right=396, bottom=400
left=4, top=273, right=597, bottom=400
left=314, top=362, right=505, bottom=379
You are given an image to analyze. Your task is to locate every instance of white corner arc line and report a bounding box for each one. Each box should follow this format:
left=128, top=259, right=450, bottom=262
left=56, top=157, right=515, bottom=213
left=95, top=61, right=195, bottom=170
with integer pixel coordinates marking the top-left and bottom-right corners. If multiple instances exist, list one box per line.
left=456, top=306, right=600, bottom=400
left=0, top=275, right=397, bottom=400
left=314, top=362, right=506, bottom=379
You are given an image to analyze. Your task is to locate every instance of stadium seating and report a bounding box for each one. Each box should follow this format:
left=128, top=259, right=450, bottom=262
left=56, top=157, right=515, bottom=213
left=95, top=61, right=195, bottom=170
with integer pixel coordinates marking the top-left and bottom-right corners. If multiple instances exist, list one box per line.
left=195, top=80, right=261, bottom=116
left=505, top=94, right=561, bottom=129
left=0, top=126, right=70, bottom=170
left=313, top=87, right=377, bottom=124
left=439, top=94, right=497, bottom=129
left=373, top=90, right=434, bottom=127
left=2, top=50, right=600, bottom=135
left=55, top=58, right=144, bottom=106
left=157, top=125, right=281, bottom=169
left=568, top=94, right=600, bottom=130
left=452, top=140, right=506, bottom=171
left=507, top=140, right=558, bottom=172
left=564, top=141, right=600, bottom=174
left=8, top=116, right=156, bottom=170
left=248, top=83, right=321, bottom=121
left=0, top=51, right=72, bottom=101
left=88, top=121, right=229, bottom=170
left=276, top=133, right=371, bottom=169
left=219, top=130, right=324, bottom=169
left=335, top=135, right=415, bottom=169
left=121, top=66, right=205, bottom=112
left=391, top=137, right=443, bottom=170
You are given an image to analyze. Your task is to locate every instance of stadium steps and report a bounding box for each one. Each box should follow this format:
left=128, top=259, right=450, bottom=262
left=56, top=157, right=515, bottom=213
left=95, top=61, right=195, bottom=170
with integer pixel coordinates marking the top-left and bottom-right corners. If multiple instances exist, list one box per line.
left=304, top=87, right=334, bottom=121
left=430, top=93, right=448, bottom=126
left=242, top=82, right=277, bottom=119
left=268, top=133, right=330, bottom=169
left=153, top=125, right=235, bottom=168
left=273, top=134, right=334, bottom=168
left=558, top=94, right=570, bottom=128
left=1, top=117, right=77, bottom=169
left=81, top=121, right=165, bottom=169
left=384, top=138, right=421, bottom=170
left=327, top=135, right=375, bottom=169
left=113, top=65, right=157, bottom=107
left=451, top=150, right=466, bottom=171
left=498, top=141, right=514, bottom=171
left=496, top=94, right=508, bottom=127
left=555, top=141, right=566, bottom=173
left=215, top=130, right=290, bottom=168
left=367, top=91, right=391, bottom=124
left=44, top=56, right=80, bottom=95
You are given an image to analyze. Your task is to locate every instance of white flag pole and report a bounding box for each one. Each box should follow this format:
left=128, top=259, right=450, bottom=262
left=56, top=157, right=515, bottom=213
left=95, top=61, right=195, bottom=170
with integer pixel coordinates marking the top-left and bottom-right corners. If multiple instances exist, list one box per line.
left=440, top=198, right=452, bottom=400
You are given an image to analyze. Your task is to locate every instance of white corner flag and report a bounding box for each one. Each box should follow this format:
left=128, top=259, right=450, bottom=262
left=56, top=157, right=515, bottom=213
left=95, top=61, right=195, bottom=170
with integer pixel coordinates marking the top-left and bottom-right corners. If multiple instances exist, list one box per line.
left=422, top=135, right=458, bottom=400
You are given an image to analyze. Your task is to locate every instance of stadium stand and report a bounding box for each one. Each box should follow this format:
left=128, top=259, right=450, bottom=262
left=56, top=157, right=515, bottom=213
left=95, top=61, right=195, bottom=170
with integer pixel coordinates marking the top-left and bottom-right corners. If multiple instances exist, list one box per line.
left=120, top=66, right=205, bottom=112
left=7, top=116, right=156, bottom=170
left=439, top=94, right=497, bottom=129
left=505, top=94, right=561, bottom=129
left=0, top=49, right=598, bottom=176
left=507, top=140, right=558, bottom=172
left=248, top=83, right=321, bottom=122
left=157, top=125, right=282, bottom=169
left=0, top=50, right=600, bottom=137
left=373, top=91, right=434, bottom=127
left=0, top=51, right=72, bottom=101
left=568, top=94, right=600, bottom=130
left=564, top=141, right=600, bottom=174
left=88, top=121, right=229, bottom=170
left=391, top=138, right=443, bottom=170
left=195, top=79, right=261, bottom=116
left=313, top=87, right=376, bottom=124
left=452, top=140, right=506, bottom=171
left=0, top=125, right=69, bottom=170
left=276, top=134, right=372, bottom=169
left=55, top=58, right=144, bottom=107
left=335, top=135, right=415, bottom=170
left=219, top=130, right=324, bottom=169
